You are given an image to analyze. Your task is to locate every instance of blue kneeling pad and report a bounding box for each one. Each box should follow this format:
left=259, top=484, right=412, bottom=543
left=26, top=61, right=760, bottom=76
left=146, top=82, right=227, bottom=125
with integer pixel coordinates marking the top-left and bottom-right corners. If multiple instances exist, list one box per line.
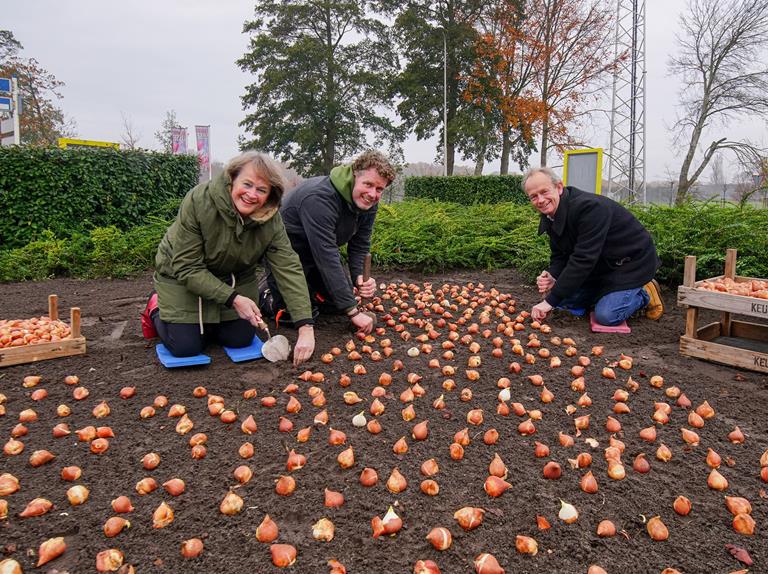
left=223, top=336, right=264, bottom=362
left=155, top=344, right=212, bottom=368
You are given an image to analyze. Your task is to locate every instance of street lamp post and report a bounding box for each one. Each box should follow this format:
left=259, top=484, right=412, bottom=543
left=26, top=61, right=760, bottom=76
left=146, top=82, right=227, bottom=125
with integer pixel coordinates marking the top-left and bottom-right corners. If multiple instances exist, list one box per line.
left=442, top=27, right=448, bottom=177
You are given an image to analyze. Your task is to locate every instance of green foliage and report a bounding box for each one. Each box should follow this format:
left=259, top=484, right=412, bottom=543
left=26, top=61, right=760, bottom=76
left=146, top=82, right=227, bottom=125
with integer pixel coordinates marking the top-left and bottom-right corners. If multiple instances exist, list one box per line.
left=237, top=0, right=403, bottom=176
left=1, top=200, right=766, bottom=288
left=0, top=146, right=198, bottom=248
left=383, top=0, right=486, bottom=172
left=632, top=202, right=768, bottom=284
left=404, top=175, right=528, bottom=205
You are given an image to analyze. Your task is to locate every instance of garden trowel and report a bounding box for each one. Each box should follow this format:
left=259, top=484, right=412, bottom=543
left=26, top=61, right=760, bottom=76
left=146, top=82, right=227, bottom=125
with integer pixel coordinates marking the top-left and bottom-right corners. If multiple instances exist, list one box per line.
left=257, top=319, right=291, bottom=362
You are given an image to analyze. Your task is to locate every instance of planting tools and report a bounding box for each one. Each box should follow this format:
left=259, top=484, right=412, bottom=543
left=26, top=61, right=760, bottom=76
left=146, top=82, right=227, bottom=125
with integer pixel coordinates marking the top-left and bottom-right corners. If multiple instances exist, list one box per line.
left=257, top=318, right=291, bottom=362
left=360, top=254, right=377, bottom=327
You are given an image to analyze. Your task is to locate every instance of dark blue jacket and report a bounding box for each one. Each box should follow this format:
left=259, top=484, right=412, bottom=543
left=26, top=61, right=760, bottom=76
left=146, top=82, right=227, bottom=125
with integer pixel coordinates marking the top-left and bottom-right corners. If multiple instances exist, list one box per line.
left=539, top=187, right=659, bottom=307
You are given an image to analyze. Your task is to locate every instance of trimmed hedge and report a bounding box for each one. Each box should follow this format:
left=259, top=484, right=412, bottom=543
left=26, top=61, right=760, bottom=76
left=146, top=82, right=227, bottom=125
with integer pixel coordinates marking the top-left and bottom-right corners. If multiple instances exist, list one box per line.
left=1, top=200, right=766, bottom=286
left=404, top=175, right=528, bottom=205
left=0, top=147, right=199, bottom=248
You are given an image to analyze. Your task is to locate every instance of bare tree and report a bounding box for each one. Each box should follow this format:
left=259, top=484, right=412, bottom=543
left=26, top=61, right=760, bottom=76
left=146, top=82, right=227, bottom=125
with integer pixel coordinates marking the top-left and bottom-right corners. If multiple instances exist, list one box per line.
left=708, top=153, right=728, bottom=204
left=669, top=0, right=768, bottom=205
left=120, top=112, right=141, bottom=150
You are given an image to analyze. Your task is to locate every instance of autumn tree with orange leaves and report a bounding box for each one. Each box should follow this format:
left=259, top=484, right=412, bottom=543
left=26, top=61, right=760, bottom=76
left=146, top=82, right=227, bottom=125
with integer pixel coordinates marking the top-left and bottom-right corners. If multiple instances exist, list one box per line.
left=462, top=0, right=543, bottom=174
left=463, top=0, right=619, bottom=171
left=0, top=32, right=76, bottom=147
left=527, top=0, right=618, bottom=166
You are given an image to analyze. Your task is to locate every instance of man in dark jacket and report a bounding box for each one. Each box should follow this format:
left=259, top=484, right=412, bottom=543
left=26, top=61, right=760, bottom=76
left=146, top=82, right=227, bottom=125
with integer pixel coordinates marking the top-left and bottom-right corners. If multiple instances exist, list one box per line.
left=525, top=167, right=663, bottom=326
left=262, top=150, right=396, bottom=334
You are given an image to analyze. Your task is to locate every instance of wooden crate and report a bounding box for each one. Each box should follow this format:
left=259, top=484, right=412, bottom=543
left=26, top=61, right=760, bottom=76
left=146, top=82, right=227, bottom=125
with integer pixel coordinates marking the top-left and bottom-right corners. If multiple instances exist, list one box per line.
left=678, top=249, right=768, bottom=373
left=0, top=294, right=86, bottom=368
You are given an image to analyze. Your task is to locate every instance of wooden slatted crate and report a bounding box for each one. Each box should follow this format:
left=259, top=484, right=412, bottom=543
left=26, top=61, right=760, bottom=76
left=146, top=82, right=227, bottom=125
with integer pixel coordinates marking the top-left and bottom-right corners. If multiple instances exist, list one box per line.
left=678, top=249, right=768, bottom=373
left=0, top=294, right=86, bottom=367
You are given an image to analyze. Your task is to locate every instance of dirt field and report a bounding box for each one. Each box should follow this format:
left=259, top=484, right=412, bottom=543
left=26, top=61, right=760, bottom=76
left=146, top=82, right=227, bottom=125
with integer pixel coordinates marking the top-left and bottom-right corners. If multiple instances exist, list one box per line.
left=1, top=269, right=766, bottom=573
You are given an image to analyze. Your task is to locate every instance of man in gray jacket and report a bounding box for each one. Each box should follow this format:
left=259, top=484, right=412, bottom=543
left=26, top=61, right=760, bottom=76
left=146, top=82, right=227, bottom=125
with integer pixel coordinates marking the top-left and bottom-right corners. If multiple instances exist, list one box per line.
left=261, top=150, right=396, bottom=334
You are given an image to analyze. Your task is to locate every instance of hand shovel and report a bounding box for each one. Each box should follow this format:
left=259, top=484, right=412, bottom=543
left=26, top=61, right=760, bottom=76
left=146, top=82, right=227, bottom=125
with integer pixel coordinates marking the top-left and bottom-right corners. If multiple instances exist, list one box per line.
left=256, top=318, right=291, bottom=362
left=359, top=253, right=377, bottom=328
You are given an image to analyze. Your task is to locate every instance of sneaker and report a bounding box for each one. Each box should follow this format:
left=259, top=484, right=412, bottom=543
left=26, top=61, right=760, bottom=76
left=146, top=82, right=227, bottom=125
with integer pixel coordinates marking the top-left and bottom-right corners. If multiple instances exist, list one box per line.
left=141, top=292, right=159, bottom=339
left=643, top=280, right=664, bottom=320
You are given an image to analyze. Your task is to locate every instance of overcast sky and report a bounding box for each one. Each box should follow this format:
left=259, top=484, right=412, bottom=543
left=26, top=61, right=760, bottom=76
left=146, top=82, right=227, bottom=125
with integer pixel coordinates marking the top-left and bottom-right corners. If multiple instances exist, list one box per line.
left=4, top=0, right=766, bottom=181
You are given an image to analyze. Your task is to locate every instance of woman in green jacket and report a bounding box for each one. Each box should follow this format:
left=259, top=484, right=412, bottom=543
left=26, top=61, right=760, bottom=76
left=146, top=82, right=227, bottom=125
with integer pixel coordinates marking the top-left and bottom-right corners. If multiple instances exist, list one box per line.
left=141, top=152, right=315, bottom=365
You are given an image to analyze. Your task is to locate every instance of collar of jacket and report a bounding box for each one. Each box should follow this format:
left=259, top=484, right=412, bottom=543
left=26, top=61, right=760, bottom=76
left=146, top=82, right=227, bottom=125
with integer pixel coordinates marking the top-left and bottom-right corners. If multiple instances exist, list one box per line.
left=209, top=171, right=279, bottom=231
left=537, top=186, right=572, bottom=236
left=329, top=164, right=361, bottom=212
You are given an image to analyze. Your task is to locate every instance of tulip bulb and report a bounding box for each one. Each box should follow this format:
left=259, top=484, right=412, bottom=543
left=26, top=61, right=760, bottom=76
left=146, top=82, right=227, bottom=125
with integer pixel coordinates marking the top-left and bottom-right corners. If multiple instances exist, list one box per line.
left=67, top=484, right=89, bottom=505
left=352, top=411, right=367, bottom=427
left=414, top=560, right=441, bottom=574
left=673, top=496, right=692, bottom=516
left=633, top=453, right=651, bottom=474
left=725, top=496, right=752, bottom=516
left=387, top=468, right=407, bottom=493
left=454, top=506, right=485, bottom=530
left=733, top=513, right=755, bottom=535
left=338, top=446, right=355, bottom=469
left=37, top=537, right=66, bottom=567
left=19, top=497, right=53, bottom=518
left=372, top=505, right=402, bottom=537
left=103, top=516, right=130, bottom=537
left=219, top=491, right=243, bottom=515
left=275, top=475, right=296, bottom=496
left=647, top=515, right=669, bottom=541
left=596, top=520, right=616, bottom=537
left=270, top=544, right=297, bottom=567
left=558, top=500, right=578, bottom=524
left=256, top=514, right=279, bottom=543
left=360, top=467, right=379, bottom=486
left=324, top=488, right=344, bottom=508
left=111, top=496, right=133, bottom=513
left=181, top=538, right=204, bottom=558
left=426, top=527, right=452, bottom=550
left=484, top=475, right=511, bottom=497
left=152, top=501, right=174, bottom=528
left=313, top=517, right=335, bottom=541
left=515, top=534, right=538, bottom=555
left=580, top=471, right=598, bottom=493
left=489, top=453, right=508, bottom=478
left=707, top=468, right=728, bottom=491
left=543, top=461, right=561, bottom=479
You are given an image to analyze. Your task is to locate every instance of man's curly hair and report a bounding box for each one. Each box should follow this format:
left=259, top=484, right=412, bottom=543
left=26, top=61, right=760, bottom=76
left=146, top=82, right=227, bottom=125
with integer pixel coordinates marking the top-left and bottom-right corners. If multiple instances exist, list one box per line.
left=351, top=150, right=397, bottom=185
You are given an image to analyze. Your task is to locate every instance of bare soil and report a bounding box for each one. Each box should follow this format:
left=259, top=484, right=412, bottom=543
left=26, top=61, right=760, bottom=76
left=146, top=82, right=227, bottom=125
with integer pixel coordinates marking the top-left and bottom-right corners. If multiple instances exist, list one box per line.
left=1, top=269, right=766, bottom=574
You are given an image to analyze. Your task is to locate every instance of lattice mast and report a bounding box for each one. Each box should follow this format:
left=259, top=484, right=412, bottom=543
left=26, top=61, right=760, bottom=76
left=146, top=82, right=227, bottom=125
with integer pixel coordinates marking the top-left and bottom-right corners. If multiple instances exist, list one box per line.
left=607, top=0, right=646, bottom=203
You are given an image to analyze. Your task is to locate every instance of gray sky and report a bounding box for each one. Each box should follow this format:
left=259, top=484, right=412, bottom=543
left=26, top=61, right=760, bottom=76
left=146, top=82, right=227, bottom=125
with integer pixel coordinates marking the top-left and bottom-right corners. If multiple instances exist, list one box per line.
left=4, top=0, right=766, bottom=181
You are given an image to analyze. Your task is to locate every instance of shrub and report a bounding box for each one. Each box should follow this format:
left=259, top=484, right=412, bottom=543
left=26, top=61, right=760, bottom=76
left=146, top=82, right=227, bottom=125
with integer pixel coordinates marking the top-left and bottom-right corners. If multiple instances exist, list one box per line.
left=1, top=199, right=766, bottom=286
left=0, top=146, right=198, bottom=248
left=404, top=175, right=528, bottom=205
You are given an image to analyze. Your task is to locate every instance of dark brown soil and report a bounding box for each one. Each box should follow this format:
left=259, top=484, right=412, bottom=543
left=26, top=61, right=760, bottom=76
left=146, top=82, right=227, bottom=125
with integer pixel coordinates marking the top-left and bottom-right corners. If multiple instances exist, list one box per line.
left=1, top=269, right=766, bottom=574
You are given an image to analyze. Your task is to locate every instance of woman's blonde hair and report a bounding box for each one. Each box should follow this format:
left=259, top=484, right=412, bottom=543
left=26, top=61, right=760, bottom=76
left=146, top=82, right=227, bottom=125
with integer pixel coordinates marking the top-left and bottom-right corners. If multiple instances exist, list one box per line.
left=225, top=151, right=287, bottom=208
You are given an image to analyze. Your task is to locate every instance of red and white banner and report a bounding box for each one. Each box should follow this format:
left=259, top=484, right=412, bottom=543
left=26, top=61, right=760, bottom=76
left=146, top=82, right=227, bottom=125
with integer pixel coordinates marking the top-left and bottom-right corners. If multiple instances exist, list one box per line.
left=195, top=125, right=211, bottom=181
left=171, top=127, right=187, bottom=155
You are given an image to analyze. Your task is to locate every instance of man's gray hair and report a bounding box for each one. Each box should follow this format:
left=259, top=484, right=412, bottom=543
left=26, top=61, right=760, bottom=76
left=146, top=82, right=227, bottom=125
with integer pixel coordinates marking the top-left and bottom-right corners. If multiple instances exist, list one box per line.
left=522, top=166, right=562, bottom=189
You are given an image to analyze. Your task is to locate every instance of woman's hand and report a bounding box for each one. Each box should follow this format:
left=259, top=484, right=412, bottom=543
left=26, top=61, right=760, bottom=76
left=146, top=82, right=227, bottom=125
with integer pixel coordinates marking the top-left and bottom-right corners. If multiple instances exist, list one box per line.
left=531, top=300, right=553, bottom=322
left=293, top=325, right=315, bottom=366
left=232, top=294, right=264, bottom=328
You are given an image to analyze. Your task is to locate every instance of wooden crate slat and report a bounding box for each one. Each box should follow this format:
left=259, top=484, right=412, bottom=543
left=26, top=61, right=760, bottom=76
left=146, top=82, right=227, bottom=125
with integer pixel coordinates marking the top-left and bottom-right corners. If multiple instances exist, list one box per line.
left=697, top=321, right=721, bottom=342
left=730, top=320, right=768, bottom=341
left=678, top=286, right=768, bottom=319
left=0, top=337, right=86, bottom=367
left=680, top=336, right=768, bottom=374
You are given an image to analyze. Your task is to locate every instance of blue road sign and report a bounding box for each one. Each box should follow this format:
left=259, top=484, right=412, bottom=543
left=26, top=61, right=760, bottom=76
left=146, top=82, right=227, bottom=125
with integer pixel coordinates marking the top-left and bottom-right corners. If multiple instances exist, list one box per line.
left=0, top=96, right=12, bottom=111
left=0, top=78, right=10, bottom=93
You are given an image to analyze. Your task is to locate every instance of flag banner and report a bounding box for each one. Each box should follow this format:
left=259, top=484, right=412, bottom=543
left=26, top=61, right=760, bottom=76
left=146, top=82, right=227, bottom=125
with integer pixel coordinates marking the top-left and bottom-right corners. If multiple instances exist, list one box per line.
left=195, top=125, right=211, bottom=180
left=171, top=127, right=187, bottom=155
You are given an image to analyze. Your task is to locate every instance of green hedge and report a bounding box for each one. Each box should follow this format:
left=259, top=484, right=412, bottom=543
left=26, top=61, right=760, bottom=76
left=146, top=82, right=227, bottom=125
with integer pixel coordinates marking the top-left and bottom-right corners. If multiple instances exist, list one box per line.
left=1, top=200, right=766, bottom=285
left=0, top=147, right=199, bottom=248
left=404, top=175, right=528, bottom=204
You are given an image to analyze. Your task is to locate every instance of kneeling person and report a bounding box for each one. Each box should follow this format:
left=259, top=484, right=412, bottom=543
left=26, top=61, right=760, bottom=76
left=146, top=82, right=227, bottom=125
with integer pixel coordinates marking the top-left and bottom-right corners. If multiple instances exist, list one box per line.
left=262, top=150, right=396, bottom=334
left=525, top=167, right=663, bottom=326
left=142, top=152, right=315, bottom=365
